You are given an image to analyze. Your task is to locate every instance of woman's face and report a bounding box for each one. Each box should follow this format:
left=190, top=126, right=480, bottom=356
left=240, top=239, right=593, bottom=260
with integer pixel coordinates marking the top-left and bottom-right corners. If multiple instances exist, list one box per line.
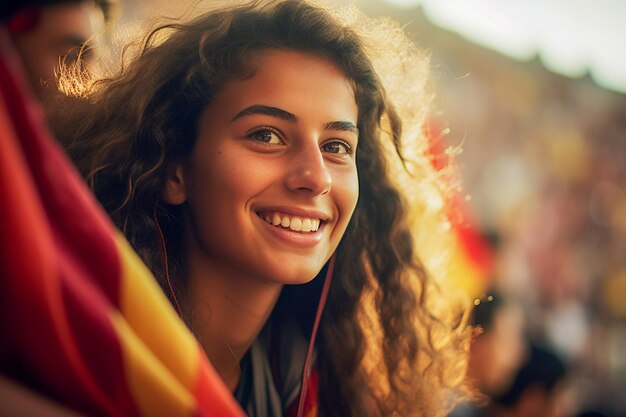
left=169, top=50, right=359, bottom=285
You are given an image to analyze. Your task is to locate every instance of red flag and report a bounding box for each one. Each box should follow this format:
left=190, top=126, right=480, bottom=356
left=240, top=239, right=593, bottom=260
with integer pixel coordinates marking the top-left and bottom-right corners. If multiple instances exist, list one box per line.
left=0, top=27, right=245, bottom=417
left=425, top=119, right=494, bottom=298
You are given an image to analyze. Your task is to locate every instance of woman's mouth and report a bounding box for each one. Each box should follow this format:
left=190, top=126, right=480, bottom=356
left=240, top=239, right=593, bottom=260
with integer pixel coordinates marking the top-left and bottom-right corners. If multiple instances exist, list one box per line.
left=256, top=211, right=322, bottom=232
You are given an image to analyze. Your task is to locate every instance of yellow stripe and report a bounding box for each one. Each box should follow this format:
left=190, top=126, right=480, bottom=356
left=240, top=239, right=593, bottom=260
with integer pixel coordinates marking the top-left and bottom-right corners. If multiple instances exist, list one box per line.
left=114, top=233, right=200, bottom=416
left=446, top=235, right=488, bottom=299
left=110, top=312, right=195, bottom=417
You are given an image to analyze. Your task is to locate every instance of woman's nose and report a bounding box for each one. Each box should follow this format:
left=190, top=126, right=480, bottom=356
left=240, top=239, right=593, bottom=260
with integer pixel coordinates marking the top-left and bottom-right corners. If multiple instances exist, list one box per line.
left=284, top=145, right=332, bottom=196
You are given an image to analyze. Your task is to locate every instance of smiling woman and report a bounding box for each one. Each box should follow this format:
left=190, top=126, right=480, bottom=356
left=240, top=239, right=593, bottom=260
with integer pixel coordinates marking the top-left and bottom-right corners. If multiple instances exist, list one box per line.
left=171, top=50, right=359, bottom=291
left=51, top=1, right=471, bottom=416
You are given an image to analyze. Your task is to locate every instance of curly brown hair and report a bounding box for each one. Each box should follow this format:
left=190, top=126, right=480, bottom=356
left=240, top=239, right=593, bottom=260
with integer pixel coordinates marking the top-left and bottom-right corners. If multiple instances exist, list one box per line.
left=52, top=1, right=472, bottom=415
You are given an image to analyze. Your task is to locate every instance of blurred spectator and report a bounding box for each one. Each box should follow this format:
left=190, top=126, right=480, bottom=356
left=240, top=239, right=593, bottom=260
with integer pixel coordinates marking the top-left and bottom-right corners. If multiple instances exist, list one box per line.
left=470, top=291, right=527, bottom=398
left=449, top=291, right=527, bottom=417
left=491, top=344, right=569, bottom=417
left=2, top=0, right=113, bottom=98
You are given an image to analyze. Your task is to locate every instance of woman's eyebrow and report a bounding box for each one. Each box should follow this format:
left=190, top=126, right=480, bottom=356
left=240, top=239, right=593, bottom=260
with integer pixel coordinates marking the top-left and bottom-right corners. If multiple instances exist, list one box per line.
left=231, top=105, right=297, bottom=122
left=324, top=121, right=359, bottom=136
left=231, top=105, right=358, bottom=135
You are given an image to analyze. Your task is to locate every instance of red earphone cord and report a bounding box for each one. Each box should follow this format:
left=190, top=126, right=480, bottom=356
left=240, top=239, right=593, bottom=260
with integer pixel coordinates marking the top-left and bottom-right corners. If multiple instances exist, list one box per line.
left=296, top=255, right=335, bottom=417
left=153, top=208, right=183, bottom=316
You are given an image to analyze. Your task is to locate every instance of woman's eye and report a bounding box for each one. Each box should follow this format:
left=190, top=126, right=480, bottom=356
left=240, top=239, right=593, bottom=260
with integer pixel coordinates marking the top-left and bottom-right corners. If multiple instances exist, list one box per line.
left=247, top=128, right=283, bottom=144
left=322, top=140, right=353, bottom=156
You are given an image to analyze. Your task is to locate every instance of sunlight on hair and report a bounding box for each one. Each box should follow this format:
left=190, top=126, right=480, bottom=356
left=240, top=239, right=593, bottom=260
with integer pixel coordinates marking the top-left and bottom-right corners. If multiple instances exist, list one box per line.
left=327, top=2, right=473, bottom=412
left=57, top=61, right=90, bottom=98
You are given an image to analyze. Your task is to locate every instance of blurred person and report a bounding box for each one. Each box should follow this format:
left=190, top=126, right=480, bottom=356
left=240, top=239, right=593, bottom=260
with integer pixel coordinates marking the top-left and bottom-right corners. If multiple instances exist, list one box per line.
left=491, top=344, right=569, bottom=417
left=450, top=290, right=527, bottom=417
left=469, top=292, right=527, bottom=398
left=2, top=0, right=112, bottom=99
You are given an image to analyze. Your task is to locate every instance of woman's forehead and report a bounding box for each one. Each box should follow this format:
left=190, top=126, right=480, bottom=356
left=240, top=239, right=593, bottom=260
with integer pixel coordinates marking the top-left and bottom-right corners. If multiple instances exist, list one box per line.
left=207, top=49, right=358, bottom=124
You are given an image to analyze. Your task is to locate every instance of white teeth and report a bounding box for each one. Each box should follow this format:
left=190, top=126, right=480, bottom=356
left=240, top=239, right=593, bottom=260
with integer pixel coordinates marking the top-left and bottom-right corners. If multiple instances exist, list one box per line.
left=259, top=212, right=322, bottom=233
left=290, top=218, right=302, bottom=231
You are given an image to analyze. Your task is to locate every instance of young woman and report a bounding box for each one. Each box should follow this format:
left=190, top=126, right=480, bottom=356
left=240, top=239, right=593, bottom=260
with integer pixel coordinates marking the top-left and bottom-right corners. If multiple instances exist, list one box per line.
left=53, top=1, right=471, bottom=416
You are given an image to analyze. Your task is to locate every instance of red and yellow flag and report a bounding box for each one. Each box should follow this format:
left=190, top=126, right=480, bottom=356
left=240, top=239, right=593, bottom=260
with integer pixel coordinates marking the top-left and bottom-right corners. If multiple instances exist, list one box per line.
left=0, top=28, right=245, bottom=417
left=425, top=120, right=495, bottom=298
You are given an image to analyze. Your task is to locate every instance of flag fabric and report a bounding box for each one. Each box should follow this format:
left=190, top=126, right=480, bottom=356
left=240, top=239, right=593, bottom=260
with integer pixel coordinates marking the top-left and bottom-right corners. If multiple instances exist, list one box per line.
left=425, top=120, right=495, bottom=298
left=0, top=27, right=245, bottom=417
left=445, top=195, right=495, bottom=299
left=286, top=369, right=319, bottom=417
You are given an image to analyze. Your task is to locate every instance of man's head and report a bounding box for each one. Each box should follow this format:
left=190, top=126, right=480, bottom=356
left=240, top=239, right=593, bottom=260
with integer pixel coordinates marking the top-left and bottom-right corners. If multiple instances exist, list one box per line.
left=469, top=292, right=528, bottom=396
left=496, top=345, right=569, bottom=417
left=4, top=0, right=113, bottom=97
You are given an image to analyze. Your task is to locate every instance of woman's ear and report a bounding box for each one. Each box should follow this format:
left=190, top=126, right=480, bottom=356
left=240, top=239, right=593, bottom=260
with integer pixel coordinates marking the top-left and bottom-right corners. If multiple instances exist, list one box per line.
left=163, top=164, right=187, bottom=205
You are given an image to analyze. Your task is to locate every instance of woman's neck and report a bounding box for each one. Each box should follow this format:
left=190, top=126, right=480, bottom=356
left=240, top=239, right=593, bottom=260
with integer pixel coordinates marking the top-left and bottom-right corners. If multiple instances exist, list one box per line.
left=183, top=250, right=283, bottom=391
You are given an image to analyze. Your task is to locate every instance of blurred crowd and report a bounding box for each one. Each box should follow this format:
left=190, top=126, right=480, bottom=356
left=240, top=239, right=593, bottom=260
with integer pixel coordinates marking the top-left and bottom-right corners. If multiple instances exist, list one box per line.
left=381, top=4, right=626, bottom=417
left=362, top=1, right=626, bottom=416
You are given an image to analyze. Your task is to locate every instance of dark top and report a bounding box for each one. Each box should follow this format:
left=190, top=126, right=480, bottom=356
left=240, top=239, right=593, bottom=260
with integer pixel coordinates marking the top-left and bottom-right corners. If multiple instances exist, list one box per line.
left=234, top=316, right=312, bottom=417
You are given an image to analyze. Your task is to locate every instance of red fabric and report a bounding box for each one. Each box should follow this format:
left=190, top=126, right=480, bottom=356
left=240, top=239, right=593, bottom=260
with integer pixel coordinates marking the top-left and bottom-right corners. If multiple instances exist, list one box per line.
left=425, top=119, right=494, bottom=291
left=6, top=8, right=41, bottom=34
left=0, top=26, right=245, bottom=417
left=286, top=368, right=319, bottom=417
left=0, top=26, right=139, bottom=417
